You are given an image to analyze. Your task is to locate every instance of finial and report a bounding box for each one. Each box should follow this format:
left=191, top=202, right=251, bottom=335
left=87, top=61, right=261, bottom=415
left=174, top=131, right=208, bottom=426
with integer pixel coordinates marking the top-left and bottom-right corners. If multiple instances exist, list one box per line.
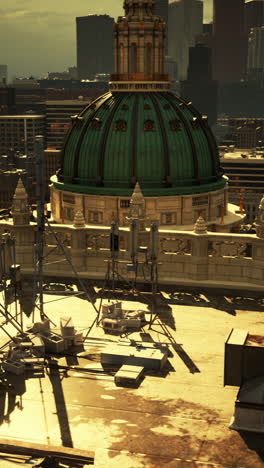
left=73, top=210, right=86, bottom=228
left=131, top=182, right=144, bottom=202
left=13, top=177, right=28, bottom=199
left=194, top=216, right=207, bottom=234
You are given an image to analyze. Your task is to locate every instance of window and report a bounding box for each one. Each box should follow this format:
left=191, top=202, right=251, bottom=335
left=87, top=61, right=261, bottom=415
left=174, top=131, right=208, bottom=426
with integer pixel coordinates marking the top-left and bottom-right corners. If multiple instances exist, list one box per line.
left=161, top=213, right=175, bottom=225
left=115, top=120, right=127, bottom=131
left=63, top=194, right=74, bottom=204
left=90, top=118, right=102, bottom=130
left=191, top=117, right=200, bottom=129
left=64, top=207, right=74, bottom=220
left=120, top=199, right=130, bottom=209
left=192, top=196, right=209, bottom=206
left=170, top=119, right=181, bottom=131
left=88, top=211, right=103, bottom=224
left=144, top=120, right=156, bottom=132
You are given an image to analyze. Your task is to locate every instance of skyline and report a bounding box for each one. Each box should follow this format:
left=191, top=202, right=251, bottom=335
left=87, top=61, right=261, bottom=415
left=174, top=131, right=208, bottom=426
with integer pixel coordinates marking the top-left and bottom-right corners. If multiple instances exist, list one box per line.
left=0, top=0, right=213, bottom=80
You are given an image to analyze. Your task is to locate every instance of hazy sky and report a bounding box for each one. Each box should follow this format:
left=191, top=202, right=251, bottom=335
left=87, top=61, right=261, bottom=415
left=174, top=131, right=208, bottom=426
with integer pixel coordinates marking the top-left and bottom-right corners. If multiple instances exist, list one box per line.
left=0, top=0, right=213, bottom=80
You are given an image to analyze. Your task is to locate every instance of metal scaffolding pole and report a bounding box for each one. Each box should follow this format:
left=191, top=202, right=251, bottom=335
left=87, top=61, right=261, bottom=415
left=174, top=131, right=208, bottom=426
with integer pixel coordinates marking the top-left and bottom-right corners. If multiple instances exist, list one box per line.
left=35, top=135, right=45, bottom=321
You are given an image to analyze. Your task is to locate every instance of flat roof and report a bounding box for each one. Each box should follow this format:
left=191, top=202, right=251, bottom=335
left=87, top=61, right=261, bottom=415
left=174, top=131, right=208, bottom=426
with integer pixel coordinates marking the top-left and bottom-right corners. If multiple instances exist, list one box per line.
left=0, top=115, right=45, bottom=119
left=1, top=293, right=264, bottom=467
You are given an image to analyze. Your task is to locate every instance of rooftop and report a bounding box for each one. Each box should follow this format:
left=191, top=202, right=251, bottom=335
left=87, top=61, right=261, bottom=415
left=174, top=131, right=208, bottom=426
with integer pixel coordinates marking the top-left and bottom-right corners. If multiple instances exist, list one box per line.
left=1, top=291, right=264, bottom=467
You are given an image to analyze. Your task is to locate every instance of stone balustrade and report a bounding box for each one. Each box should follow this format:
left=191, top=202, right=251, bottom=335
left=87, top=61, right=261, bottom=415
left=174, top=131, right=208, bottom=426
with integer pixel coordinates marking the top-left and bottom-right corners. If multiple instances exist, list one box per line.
left=0, top=220, right=264, bottom=291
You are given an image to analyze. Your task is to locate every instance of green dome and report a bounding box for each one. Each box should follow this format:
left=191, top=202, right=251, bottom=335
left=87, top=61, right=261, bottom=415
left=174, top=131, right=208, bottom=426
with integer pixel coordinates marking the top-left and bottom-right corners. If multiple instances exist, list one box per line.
left=54, top=91, right=226, bottom=197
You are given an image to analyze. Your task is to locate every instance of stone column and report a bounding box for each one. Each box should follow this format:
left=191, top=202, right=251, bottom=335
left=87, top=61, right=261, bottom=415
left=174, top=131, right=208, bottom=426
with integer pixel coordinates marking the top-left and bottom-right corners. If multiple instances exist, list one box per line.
left=190, top=217, right=209, bottom=280
left=70, top=211, right=87, bottom=271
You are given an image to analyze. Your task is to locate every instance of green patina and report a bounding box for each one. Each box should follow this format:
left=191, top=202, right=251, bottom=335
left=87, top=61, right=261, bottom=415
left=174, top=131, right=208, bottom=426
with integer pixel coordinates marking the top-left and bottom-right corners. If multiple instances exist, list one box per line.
left=57, top=91, right=226, bottom=196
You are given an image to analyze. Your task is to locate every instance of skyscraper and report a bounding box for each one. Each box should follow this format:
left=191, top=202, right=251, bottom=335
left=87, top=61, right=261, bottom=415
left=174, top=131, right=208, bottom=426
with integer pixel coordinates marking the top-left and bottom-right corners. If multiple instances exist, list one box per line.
left=168, top=0, right=203, bottom=80
left=247, top=26, right=264, bottom=87
left=155, top=0, right=169, bottom=52
left=76, top=15, right=114, bottom=80
left=245, top=0, right=264, bottom=35
left=181, top=44, right=218, bottom=126
left=0, top=65, right=7, bottom=85
left=212, top=0, right=247, bottom=83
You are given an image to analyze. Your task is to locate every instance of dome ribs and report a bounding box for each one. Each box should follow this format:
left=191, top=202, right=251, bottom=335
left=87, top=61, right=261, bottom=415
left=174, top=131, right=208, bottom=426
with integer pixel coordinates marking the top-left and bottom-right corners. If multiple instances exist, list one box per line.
left=131, top=94, right=139, bottom=186
left=163, top=92, right=200, bottom=184
left=149, top=93, right=171, bottom=187
left=71, top=93, right=112, bottom=183
left=97, top=94, right=124, bottom=186
left=184, top=99, right=221, bottom=180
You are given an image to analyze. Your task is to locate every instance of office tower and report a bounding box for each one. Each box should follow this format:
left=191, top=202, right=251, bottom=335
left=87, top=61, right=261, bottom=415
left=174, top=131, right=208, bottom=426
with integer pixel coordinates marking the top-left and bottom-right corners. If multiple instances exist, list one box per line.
left=0, top=115, right=46, bottom=155
left=76, top=15, right=114, bottom=80
left=247, top=26, right=264, bottom=87
left=212, top=0, right=247, bottom=83
left=181, top=44, right=218, bottom=126
left=168, top=0, right=203, bottom=81
left=155, top=0, right=168, bottom=23
left=155, top=0, right=169, bottom=53
left=245, top=0, right=264, bottom=35
left=46, top=99, right=90, bottom=150
left=0, top=65, right=7, bottom=85
left=0, top=87, right=16, bottom=114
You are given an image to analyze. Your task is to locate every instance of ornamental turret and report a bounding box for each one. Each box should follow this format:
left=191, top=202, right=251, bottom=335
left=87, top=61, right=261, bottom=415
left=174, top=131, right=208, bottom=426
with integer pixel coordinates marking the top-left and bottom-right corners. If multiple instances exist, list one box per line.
left=127, top=182, right=146, bottom=230
left=110, top=0, right=169, bottom=92
left=11, top=178, right=31, bottom=226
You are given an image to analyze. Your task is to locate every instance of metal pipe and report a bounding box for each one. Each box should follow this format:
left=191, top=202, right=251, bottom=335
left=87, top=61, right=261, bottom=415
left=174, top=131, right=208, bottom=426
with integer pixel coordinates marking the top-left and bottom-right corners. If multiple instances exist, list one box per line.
left=35, top=135, right=45, bottom=321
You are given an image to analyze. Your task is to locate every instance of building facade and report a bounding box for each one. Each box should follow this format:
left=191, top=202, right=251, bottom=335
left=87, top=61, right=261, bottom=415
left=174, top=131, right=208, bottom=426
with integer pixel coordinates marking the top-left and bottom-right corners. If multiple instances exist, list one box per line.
left=0, top=115, right=46, bottom=156
left=76, top=15, right=114, bottom=80
left=1, top=177, right=264, bottom=294
left=220, top=148, right=264, bottom=223
left=247, top=26, right=264, bottom=87
left=168, top=0, right=203, bottom=81
left=0, top=65, right=7, bottom=85
left=181, top=43, right=218, bottom=127
left=212, top=0, right=247, bottom=83
left=51, top=0, right=241, bottom=233
left=245, top=0, right=264, bottom=34
left=45, top=99, right=90, bottom=150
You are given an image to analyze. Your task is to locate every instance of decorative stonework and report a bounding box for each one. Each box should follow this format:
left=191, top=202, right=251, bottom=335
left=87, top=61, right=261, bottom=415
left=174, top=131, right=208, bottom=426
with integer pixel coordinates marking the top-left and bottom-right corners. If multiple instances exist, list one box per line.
left=115, top=120, right=127, bottom=131
left=144, top=120, right=156, bottom=132
left=74, top=210, right=86, bottom=228
left=160, top=237, right=191, bottom=255
left=194, top=216, right=208, bottom=235
left=209, top=241, right=247, bottom=258
left=127, top=182, right=146, bottom=231
left=11, top=178, right=31, bottom=226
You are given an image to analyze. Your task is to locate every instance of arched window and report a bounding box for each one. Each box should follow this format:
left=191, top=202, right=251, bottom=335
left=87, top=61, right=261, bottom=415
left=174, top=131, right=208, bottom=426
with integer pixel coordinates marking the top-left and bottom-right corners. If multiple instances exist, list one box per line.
left=119, top=43, right=124, bottom=73
left=145, top=43, right=152, bottom=74
left=130, top=43, right=137, bottom=73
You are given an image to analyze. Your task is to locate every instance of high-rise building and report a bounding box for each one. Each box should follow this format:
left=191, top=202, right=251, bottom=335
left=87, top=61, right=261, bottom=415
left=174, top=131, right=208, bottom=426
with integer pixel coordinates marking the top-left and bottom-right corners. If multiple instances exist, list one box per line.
left=181, top=44, right=218, bottom=126
left=168, top=0, right=203, bottom=81
left=0, top=115, right=46, bottom=155
left=245, top=0, right=264, bottom=35
left=0, top=65, right=7, bottom=85
left=76, top=15, right=114, bottom=80
left=155, top=0, right=169, bottom=52
left=212, top=0, right=247, bottom=83
left=46, top=99, right=90, bottom=150
left=247, top=26, right=264, bottom=87
left=0, top=88, right=16, bottom=114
